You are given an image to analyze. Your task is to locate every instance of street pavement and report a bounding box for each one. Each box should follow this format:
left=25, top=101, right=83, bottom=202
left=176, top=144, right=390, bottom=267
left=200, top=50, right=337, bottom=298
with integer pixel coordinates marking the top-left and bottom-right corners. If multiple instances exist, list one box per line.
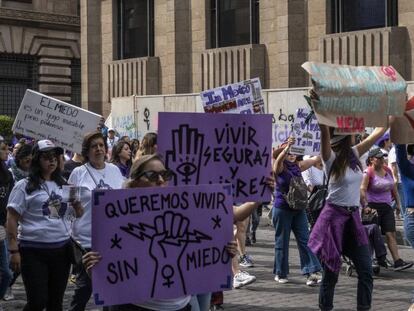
left=2, top=217, right=414, bottom=311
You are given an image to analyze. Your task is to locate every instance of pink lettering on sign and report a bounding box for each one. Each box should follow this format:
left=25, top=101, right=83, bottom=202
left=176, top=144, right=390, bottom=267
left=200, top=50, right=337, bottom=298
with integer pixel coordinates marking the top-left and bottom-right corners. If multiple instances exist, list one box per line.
left=381, top=66, right=397, bottom=81
left=404, top=97, right=414, bottom=129
left=336, top=116, right=365, bottom=133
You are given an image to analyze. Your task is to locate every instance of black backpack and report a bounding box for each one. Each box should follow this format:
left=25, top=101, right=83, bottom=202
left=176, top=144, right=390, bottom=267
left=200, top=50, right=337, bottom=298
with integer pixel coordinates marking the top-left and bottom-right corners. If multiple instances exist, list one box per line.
left=283, top=175, right=308, bottom=210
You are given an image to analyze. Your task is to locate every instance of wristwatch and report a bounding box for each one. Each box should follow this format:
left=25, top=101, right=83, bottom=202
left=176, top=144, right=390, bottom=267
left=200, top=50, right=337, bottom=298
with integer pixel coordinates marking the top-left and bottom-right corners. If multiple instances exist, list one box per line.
left=8, top=249, right=19, bottom=254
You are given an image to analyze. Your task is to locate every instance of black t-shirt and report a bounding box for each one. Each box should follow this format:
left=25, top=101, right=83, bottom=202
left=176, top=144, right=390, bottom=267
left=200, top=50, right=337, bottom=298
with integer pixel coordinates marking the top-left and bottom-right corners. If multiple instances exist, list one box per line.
left=63, top=160, right=83, bottom=181
left=0, top=170, right=14, bottom=226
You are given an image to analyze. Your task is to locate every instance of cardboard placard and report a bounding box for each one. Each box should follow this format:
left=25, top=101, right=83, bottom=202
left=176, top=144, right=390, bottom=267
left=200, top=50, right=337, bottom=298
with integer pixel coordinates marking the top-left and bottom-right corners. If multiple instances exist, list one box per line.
left=12, top=90, right=101, bottom=153
left=157, top=112, right=272, bottom=203
left=290, top=108, right=321, bottom=156
left=91, top=184, right=233, bottom=307
left=302, top=62, right=407, bottom=134
left=200, top=78, right=265, bottom=114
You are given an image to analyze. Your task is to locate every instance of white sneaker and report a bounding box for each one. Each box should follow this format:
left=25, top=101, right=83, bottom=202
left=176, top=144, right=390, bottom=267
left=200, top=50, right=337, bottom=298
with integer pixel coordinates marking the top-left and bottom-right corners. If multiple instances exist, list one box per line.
left=3, top=287, right=14, bottom=301
left=233, top=271, right=256, bottom=289
left=274, top=275, right=289, bottom=284
left=306, top=273, right=320, bottom=286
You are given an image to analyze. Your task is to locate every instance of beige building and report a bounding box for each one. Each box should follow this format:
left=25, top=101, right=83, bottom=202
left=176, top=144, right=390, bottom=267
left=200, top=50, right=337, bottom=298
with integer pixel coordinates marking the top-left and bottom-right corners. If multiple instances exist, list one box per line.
left=82, top=0, right=413, bottom=117
left=0, top=0, right=80, bottom=117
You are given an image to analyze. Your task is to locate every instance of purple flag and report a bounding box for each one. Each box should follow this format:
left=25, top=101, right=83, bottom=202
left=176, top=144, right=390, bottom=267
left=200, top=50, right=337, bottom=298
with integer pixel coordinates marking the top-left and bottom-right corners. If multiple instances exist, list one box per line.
left=157, top=112, right=272, bottom=203
left=91, top=184, right=233, bottom=307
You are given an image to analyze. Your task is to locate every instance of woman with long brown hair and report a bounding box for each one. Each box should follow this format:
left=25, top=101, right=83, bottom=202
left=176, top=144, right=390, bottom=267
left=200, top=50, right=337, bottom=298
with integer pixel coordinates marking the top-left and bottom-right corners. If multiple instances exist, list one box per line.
left=309, top=125, right=387, bottom=311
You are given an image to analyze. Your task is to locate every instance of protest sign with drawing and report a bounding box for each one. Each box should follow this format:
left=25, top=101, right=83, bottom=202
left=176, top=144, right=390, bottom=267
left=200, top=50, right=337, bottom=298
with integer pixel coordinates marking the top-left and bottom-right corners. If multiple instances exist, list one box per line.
left=157, top=112, right=272, bottom=203
left=390, top=96, right=414, bottom=143
left=302, top=62, right=407, bottom=134
left=12, top=90, right=101, bottom=153
left=200, top=78, right=265, bottom=114
left=91, top=184, right=233, bottom=307
left=290, top=108, right=321, bottom=156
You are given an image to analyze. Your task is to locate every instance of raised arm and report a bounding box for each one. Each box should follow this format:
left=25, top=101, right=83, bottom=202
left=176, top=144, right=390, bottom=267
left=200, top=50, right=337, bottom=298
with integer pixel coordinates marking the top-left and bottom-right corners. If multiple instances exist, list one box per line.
left=299, top=156, right=321, bottom=172
left=355, top=127, right=387, bottom=157
left=319, top=124, right=331, bottom=162
left=272, top=137, right=295, bottom=175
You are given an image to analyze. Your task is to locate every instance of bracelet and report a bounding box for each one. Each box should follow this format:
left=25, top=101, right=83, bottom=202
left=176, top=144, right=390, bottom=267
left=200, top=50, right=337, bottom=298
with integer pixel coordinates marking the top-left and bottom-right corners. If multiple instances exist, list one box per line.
left=8, top=249, right=19, bottom=254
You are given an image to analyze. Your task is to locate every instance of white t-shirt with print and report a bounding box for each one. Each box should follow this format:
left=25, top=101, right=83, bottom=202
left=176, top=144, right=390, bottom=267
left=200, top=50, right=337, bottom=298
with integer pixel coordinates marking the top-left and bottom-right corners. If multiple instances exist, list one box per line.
left=323, top=146, right=363, bottom=207
left=7, top=179, right=71, bottom=243
left=68, top=163, right=124, bottom=248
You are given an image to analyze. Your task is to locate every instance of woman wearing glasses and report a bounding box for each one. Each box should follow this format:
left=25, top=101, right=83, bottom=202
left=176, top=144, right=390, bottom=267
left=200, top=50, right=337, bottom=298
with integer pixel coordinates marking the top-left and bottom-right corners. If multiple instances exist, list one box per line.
left=68, top=131, right=124, bottom=311
left=6, top=140, right=83, bottom=311
left=83, top=154, right=241, bottom=311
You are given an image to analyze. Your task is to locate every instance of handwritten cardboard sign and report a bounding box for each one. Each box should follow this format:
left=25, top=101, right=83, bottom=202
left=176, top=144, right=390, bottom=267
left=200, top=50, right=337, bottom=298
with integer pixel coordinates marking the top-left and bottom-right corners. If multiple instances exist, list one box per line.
left=200, top=78, right=265, bottom=114
left=390, top=96, right=414, bottom=143
left=91, top=184, right=233, bottom=307
left=157, top=112, right=272, bottom=203
left=302, top=62, right=407, bottom=133
left=12, top=90, right=101, bottom=153
left=290, top=108, right=321, bottom=156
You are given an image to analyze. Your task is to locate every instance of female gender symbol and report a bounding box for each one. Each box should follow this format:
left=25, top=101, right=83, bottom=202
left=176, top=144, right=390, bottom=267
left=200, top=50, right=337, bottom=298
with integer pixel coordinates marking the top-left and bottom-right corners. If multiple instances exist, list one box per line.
left=381, top=66, right=397, bottom=81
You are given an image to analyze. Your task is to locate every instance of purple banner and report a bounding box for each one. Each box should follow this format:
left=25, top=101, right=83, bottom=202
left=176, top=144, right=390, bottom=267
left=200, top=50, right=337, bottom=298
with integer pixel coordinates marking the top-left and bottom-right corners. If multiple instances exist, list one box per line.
left=91, top=184, right=233, bottom=307
left=157, top=112, right=272, bottom=203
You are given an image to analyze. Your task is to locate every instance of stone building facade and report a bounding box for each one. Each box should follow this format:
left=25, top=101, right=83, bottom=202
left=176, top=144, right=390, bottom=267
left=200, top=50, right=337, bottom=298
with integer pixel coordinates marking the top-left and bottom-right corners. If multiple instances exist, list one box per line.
left=0, top=0, right=80, bottom=117
left=82, top=0, right=413, bottom=116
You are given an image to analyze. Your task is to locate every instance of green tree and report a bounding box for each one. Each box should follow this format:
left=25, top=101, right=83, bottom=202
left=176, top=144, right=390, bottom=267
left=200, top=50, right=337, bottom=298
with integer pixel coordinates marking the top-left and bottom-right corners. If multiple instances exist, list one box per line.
left=0, top=115, right=14, bottom=142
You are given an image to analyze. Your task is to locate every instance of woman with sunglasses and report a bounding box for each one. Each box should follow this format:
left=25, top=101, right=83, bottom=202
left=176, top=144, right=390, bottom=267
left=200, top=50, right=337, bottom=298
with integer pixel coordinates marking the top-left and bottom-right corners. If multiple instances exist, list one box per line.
left=272, top=137, right=322, bottom=286
left=83, top=154, right=241, bottom=311
left=6, top=140, right=83, bottom=310
left=110, top=141, right=132, bottom=178
left=68, top=131, right=125, bottom=311
left=360, top=147, right=412, bottom=271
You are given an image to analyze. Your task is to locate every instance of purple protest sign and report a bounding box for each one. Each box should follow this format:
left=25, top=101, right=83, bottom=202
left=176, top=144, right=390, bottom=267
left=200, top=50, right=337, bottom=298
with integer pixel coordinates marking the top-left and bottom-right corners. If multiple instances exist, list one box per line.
left=157, top=112, right=272, bottom=203
left=91, top=184, right=233, bottom=307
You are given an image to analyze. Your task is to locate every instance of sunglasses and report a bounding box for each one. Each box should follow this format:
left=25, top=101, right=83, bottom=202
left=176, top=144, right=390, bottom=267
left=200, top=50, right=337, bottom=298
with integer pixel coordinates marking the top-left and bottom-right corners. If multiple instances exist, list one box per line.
left=135, top=169, right=174, bottom=182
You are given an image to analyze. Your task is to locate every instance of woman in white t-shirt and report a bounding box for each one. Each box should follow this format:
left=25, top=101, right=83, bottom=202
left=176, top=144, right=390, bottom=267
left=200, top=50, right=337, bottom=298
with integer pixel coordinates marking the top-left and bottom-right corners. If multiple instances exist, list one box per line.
left=83, top=154, right=240, bottom=311
left=68, top=131, right=124, bottom=311
left=308, top=125, right=387, bottom=311
left=7, top=139, right=83, bottom=311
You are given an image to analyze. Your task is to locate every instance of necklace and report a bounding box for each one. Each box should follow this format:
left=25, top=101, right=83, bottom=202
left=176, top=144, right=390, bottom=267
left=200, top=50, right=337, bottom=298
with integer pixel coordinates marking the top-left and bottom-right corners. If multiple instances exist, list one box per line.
left=88, top=163, right=106, bottom=180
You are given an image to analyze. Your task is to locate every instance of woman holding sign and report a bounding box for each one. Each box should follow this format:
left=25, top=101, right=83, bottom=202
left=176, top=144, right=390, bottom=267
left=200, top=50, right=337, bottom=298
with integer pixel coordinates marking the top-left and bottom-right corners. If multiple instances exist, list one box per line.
left=68, top=131, right=124, bottom=311
left=308, top=125, right=387, bottom=311
left=6, top=140, right=83, bottom=311
left=83, top=154, right=241, bottom=311
left=272, top=137, right=322, bottom=286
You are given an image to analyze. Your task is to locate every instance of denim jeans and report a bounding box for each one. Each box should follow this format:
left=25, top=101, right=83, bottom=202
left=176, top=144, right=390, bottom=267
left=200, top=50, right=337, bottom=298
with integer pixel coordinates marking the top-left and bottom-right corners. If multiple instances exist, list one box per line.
left=319, top=237, right=373, bottom=311
left=20, top=245, right=71, bottom=311
left=0, top=240, right=12, bottom=298
left=405, top=212, right=414, bottom=247
left=68, top=261, right=92, bottom=311
left=189, top=293, right=212, bottom=311
left=397, top=183, right=406, bottom=216
left=272, top=207, right=321, bottom=277
left=364, top=224, right=387, bottom=259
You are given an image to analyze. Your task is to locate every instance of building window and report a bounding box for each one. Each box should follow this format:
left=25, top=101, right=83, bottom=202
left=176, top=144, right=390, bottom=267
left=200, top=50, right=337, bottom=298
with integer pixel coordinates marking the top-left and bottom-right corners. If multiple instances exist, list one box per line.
left=71, top=59, right=81, bottom=107
left=0, top=54, right=38, bottom=117
left=332, top=0, right=398, bottom=33
left=210, top=0, right=259, bottom=49
left=117, top=0, right=154, bottom=60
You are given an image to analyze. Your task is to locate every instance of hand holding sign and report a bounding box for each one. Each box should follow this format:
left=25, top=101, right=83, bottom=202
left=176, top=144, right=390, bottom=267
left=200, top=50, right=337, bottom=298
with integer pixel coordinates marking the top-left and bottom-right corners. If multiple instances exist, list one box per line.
left=121, top=211, right=212, bottom=298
